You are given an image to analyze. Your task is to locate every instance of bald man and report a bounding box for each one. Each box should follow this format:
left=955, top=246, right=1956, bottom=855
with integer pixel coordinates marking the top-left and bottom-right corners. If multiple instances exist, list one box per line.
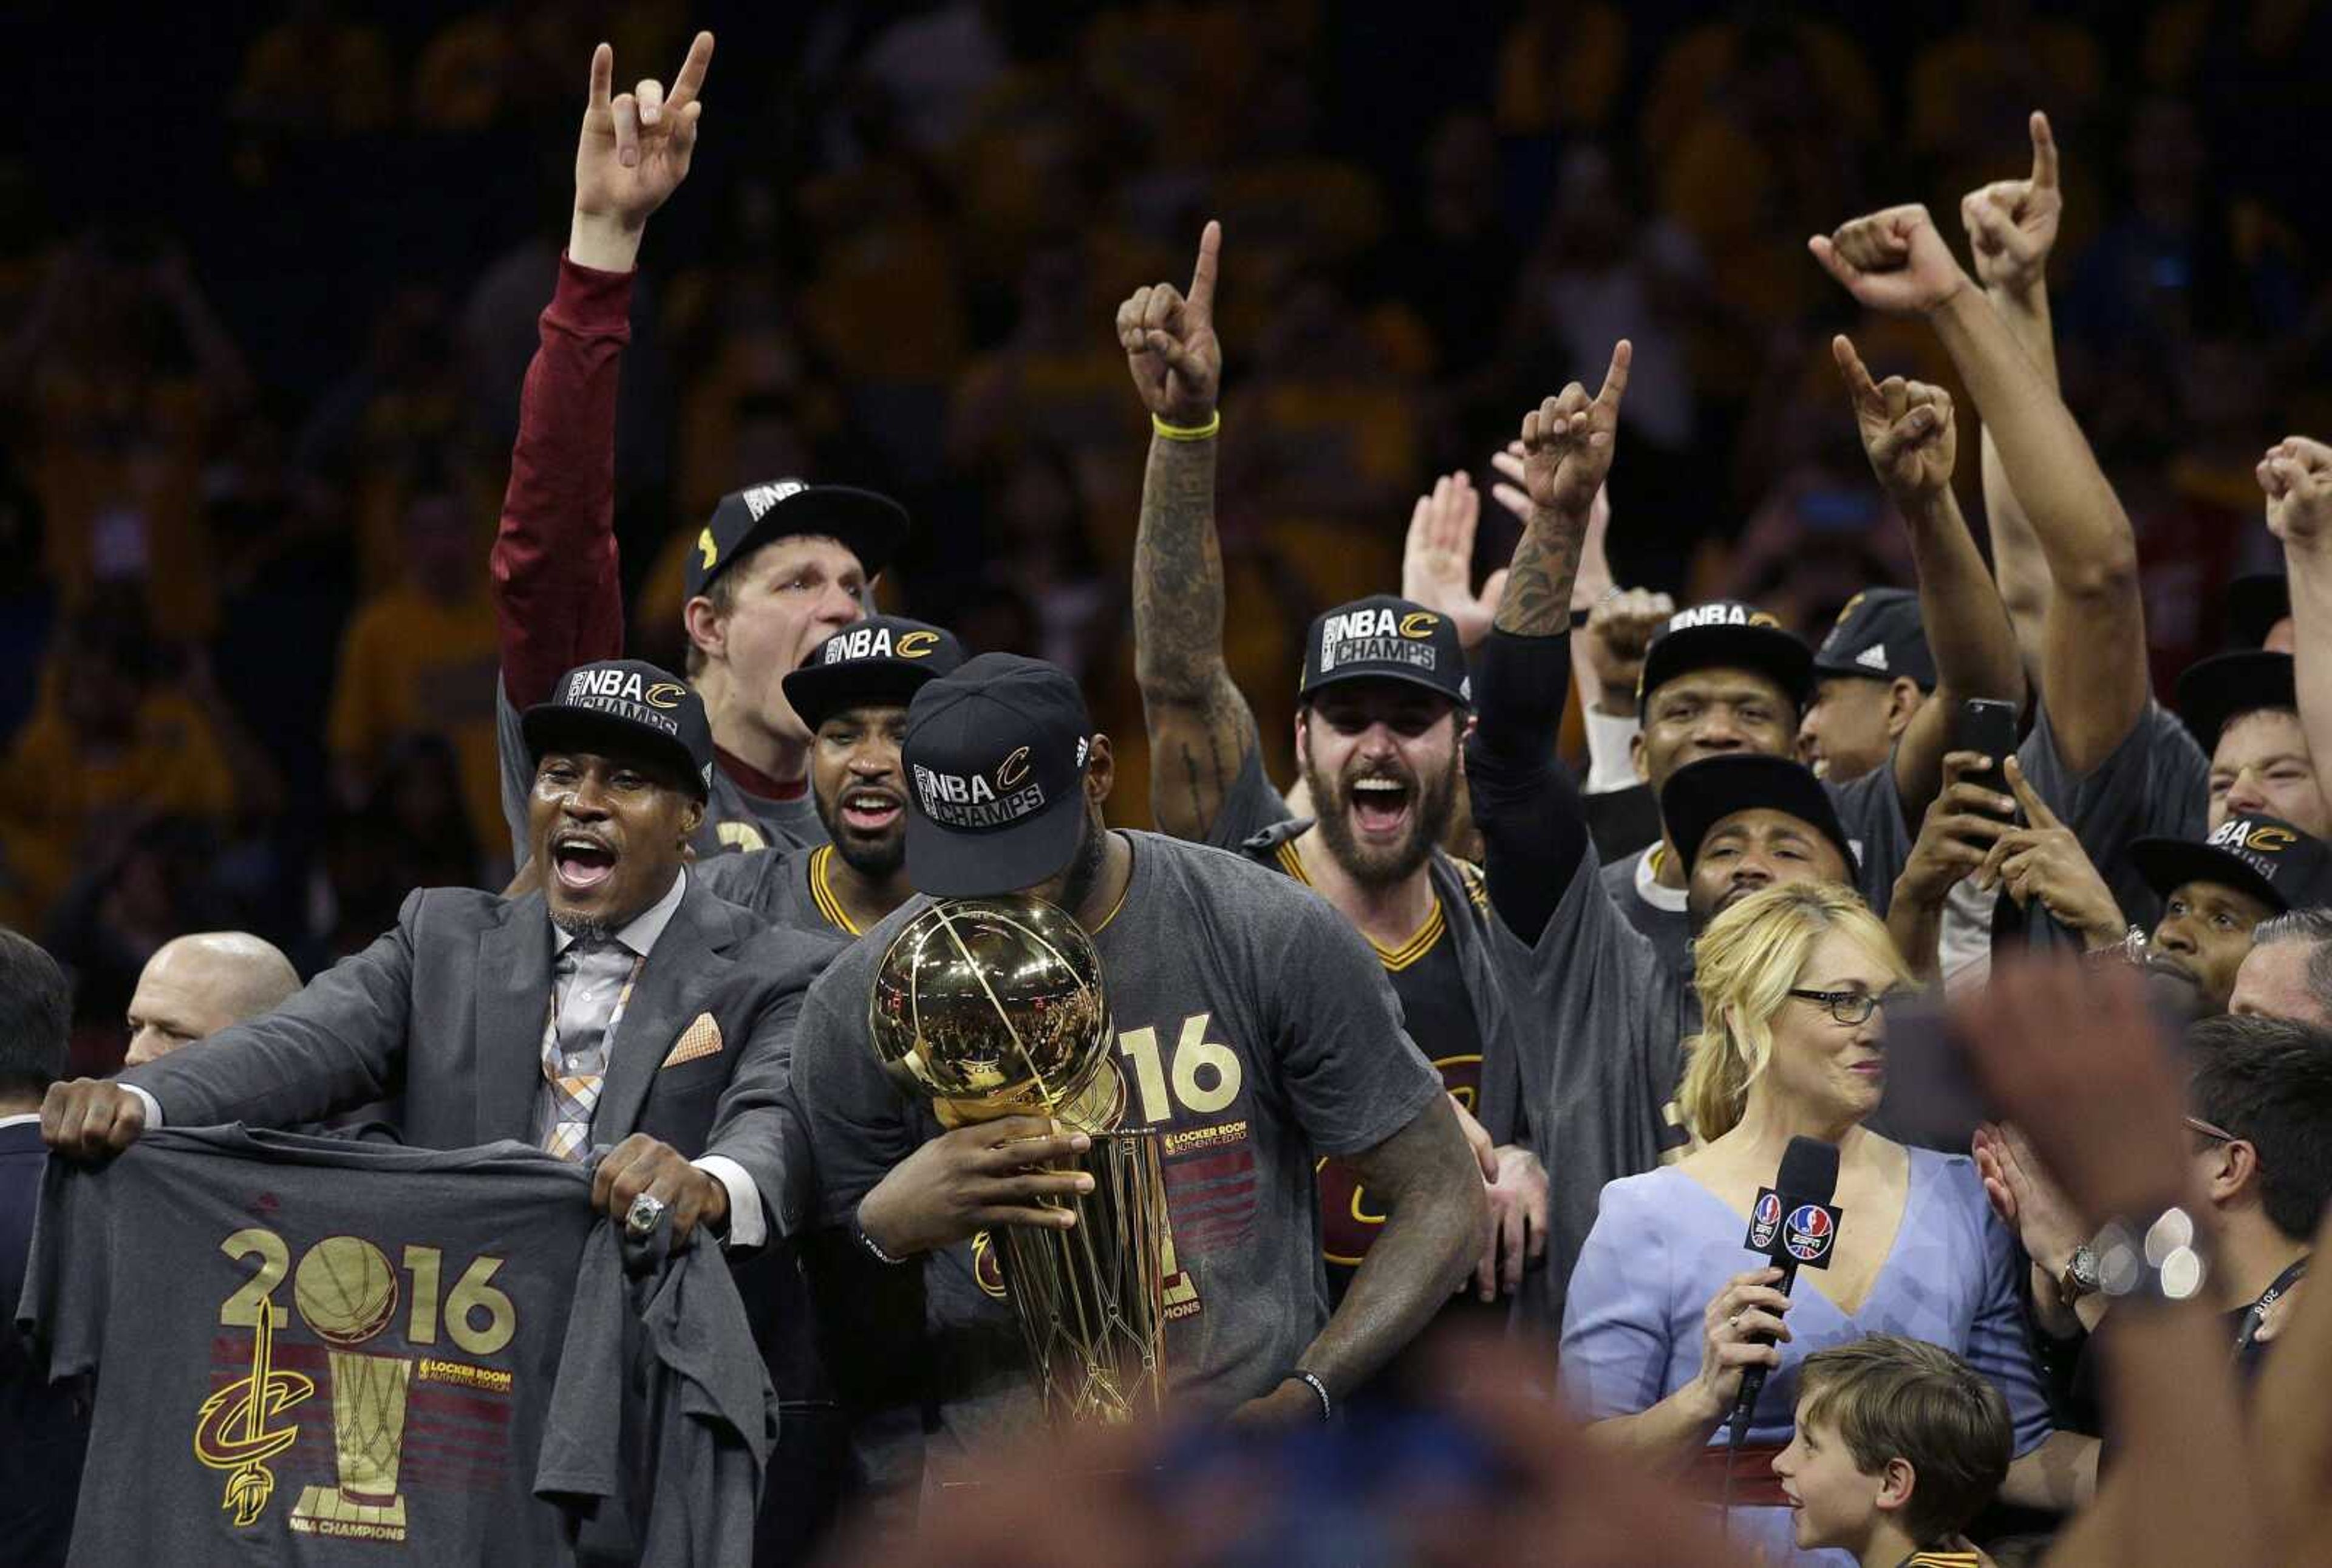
left=122, top=933, right=301, bottom=1067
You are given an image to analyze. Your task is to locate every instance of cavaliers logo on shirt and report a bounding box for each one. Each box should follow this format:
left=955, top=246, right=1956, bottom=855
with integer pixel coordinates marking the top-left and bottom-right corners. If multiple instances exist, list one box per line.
left=194, top=1227, right=519, bottom=1545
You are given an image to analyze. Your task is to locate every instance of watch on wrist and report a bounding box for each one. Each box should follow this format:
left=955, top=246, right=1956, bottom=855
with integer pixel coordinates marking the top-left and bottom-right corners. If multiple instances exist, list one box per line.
left=2092, top=1205, right=2210, bottom=1307
left=2056, top=1244, right=2100, bottom=1307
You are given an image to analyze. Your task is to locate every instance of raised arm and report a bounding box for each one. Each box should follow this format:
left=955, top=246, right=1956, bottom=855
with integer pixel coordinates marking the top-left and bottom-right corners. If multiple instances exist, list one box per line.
left=1830, top=334, right=2026, bottom=815
left=491, top=33, right=713, bottom=712
left=1962, top=111, right=2065, bottom=686
left=1812, top=202, right=2143, bottom=776
left=1122, top=222, right=1262, bottom=842
left=2262, top=436, right=2332, bottom=823
left=1467, top=346, right=1631, bottom=941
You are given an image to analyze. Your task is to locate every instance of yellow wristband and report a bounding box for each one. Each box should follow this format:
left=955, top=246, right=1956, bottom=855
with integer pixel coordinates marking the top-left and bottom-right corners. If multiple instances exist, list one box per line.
left=1151, top=411, right=1221, bottom=443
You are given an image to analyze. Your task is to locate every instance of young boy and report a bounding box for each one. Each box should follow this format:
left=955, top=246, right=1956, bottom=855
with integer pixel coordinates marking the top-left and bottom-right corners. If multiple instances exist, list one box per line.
left=1771, top=1335, right=2013, bottom=1568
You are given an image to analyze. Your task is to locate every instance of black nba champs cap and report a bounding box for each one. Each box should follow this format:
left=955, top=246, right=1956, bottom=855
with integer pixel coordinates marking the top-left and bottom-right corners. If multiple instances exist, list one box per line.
left=1298, top=595, right=1471, bottom=707
left=902, top=653, right=1094, bottom=897
left=1662, top=754, right=1857, bottom=875
left=1812, top=588, right=1936, bottom=690
left=1638, top=601, right=1814, bottom=712
left=687, top=479, right=910, bottom=600
left=783, top=615, right=967, bottom=733
left=2132, top=814, right=2332, bottom=915
left=522, top=658, right=714, bottom=798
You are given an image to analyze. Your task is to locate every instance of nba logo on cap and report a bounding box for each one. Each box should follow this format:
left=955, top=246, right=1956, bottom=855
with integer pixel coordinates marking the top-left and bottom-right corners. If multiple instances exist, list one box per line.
left=1785, top=1203, right=1837, bottom=1266
left=1748, top=1190, right=1783, bottom=1252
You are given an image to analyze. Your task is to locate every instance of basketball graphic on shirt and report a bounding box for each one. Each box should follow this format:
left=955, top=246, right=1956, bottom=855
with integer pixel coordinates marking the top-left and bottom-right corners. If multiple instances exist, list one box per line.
left=293, top=1236, right=400, bottom=1348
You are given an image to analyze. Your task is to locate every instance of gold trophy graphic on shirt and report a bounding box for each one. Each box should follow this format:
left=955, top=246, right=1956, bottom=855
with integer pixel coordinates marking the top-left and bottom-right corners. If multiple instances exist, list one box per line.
left=288, top=1236, right=414, bottom=1541
left=870, top=895, right=1168, bottom=1427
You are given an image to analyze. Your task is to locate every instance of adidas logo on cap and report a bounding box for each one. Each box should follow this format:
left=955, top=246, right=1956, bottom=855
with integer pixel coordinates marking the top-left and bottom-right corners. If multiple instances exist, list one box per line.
left=1855, top=644, right=1889, bottom=672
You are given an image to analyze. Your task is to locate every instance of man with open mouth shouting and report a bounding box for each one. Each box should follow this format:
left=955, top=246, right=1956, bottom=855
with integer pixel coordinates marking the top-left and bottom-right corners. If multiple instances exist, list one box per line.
left=695, top=615, right=968, bottom=940
left=44, top=656, right=836, bottom=1263
left=1119, top=221, right=1547, bottom=1341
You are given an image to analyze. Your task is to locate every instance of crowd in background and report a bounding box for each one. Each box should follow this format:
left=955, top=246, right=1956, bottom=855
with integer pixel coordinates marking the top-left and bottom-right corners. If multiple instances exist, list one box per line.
left=9, top=0, right=2332, bottom=1070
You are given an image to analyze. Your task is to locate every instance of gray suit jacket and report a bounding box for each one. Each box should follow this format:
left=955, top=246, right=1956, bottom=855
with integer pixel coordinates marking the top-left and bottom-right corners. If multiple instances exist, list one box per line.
left=123, top=879, right=843, bottom=1232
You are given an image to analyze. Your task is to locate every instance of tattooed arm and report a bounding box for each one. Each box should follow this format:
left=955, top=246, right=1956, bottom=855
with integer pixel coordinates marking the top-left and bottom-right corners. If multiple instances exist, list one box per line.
left=1119, top=222, right=1264, bottom=842
left=1495, top=343, right=1631, bottom=638
left=1468, top=345, right=1632, bottom=941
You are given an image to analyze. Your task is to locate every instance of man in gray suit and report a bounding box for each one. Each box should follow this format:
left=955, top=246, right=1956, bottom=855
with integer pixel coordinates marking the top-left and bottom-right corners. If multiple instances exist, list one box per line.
left=41, top=658, right=837, bottom=1247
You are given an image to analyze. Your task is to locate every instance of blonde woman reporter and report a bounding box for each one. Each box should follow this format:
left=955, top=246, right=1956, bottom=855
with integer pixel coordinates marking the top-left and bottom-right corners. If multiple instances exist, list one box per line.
left=1560, top=884, right=2091, bottom=1564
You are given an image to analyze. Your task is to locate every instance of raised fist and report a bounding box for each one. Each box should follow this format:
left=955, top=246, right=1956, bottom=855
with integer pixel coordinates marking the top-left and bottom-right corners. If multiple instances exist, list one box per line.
left=1117, top=222, right=1222, bottom=427
left=1961, top=111, right=2062, bottom=298
left=1809, top=205, right=1971, bottom=318
left=1583, top=587, right=1674, bottom=699
left=1519, top=341, right=1632, bottom=519
left=1833, top=335, right=1957, bottom=502
left=2259, top=436, right=2332, bottom=550
left=573, top=32, right=714, bottom=236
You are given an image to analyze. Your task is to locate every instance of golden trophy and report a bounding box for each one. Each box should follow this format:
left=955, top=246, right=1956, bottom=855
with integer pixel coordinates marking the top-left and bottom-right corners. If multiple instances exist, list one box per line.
left=288, top=1236, right=413, bottom=1541
left=870, top=895, right=1168, bottom=1427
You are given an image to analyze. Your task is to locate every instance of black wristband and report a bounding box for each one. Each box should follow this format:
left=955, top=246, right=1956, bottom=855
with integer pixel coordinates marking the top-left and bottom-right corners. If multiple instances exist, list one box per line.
left=1286, top=1369, right=1332, bottom=1423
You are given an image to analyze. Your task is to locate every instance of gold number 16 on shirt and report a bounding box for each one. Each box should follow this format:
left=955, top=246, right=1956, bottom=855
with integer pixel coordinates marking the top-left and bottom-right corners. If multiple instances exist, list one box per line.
left=216, top=1227, right=517, bottom=1358
left=1117, top=1012, right=1244, bottom=1125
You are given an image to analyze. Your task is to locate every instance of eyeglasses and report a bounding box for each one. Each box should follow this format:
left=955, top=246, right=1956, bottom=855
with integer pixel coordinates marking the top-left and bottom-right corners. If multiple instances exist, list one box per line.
left=2184, top=1115, right=2238, bottom=1145
left=1787, top=988, right=1897, bottom=1026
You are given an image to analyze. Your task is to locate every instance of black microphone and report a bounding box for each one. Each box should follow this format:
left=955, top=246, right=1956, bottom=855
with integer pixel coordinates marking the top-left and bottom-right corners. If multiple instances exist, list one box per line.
left=1728, top=1136, right=1843, bottom=1450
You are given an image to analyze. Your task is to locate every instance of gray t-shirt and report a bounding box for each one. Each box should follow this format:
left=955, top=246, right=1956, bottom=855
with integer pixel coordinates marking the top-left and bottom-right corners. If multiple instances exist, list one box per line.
left=694, top=842, right=861, bottom=942
left=496, top=679, right=826, bottom=868
left=1593, top=764, right=1915, bottom=978
left=20, top=1126, right=774, bottom=1566
left=1521, top=845, right=1701, bottom=1311
left=789, top=830, right=1444, bottom=1484
left=2017, top=699, right=2208, bottom=933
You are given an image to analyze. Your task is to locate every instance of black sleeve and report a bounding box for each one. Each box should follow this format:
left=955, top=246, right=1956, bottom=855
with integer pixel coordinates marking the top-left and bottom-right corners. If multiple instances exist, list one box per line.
left=1465, top=629, right=1592, bottom=945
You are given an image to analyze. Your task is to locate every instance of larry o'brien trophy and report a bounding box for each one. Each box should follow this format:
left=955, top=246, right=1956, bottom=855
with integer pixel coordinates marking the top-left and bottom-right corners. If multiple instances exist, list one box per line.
left=288, top=1236, right=414, bottom=1539
left=869, top=895, right=1168, bottom=1427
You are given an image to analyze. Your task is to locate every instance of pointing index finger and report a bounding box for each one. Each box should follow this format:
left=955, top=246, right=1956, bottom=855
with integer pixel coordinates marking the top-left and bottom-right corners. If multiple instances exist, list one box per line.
left=1595, top=338, right=1633, bottom=409
left=588, top=41, right=613, bottom=112
left=2028, top=111, right=2059, bottom=191
left=1187, top=220, right=1222, bottom=319
left=1831, top=333, right=1880, bottom=409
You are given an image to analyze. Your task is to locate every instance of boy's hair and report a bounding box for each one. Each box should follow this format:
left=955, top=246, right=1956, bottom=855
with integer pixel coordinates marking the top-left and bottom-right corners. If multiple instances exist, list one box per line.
left=1797, top=1335, right=2012, bottom=1546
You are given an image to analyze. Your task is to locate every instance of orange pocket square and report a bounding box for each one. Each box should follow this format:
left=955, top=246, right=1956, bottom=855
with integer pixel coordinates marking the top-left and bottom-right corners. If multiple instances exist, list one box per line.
left=660, top=1014, right=724, bottom=1069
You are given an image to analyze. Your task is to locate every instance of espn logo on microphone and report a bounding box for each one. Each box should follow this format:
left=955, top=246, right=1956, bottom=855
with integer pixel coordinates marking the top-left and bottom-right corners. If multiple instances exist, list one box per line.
left=1743, top=1187, right=1841, bottom=1269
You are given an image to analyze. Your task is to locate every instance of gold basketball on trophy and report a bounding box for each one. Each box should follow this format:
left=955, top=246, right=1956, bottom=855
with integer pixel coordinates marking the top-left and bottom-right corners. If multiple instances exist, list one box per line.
left=868, top=895, right=1113, bottom=1125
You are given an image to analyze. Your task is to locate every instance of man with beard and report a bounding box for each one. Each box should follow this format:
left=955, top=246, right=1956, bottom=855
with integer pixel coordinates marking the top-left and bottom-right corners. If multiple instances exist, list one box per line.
left=786, top=652, right=1484, bottom=1496
left=695, top=615, right=966, bottom=938
left=2129, top=816, right=2332, bottom=1012
left=43, top=659, right=836, bottom=1258
left=1592, top=335, right=2025, bottom=977
left=490, top=33, right=910, bottom=867
left=1119, top=223, right=1543, bottom=1312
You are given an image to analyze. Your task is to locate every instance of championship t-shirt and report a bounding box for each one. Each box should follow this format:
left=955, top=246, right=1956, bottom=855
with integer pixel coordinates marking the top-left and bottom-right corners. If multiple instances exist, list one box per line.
left=696, top=842, right=862, bottom=941
left=789, top=830, right=1445, bottom=1482
left=1592, top=764, right=1912, bottom=977
left=19, top=1127, right=775, bottom=1566
left=494, top=680, right=825, bottom=868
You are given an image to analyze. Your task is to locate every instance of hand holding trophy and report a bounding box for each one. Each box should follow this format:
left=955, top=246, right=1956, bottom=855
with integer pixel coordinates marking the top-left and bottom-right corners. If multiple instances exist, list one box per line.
left=869, top=895, right=1168, bottom=1427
